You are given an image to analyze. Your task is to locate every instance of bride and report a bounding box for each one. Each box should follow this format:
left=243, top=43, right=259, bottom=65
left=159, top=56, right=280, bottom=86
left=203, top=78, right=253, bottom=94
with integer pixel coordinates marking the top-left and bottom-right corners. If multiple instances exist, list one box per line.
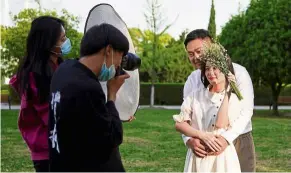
left=173, top=50, right=242, bottom=172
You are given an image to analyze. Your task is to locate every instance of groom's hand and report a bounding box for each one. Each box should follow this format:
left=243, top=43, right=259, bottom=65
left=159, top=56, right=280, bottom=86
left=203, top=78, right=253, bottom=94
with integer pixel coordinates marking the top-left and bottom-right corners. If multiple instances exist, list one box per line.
left=213, top=136, right=229, bottom=155
left=187, top=137, right=207, bottom=158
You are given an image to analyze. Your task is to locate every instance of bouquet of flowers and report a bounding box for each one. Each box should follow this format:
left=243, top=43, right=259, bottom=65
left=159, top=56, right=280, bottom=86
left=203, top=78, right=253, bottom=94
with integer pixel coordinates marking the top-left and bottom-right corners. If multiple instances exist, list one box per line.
left=200, top=41, right=243, bottom=100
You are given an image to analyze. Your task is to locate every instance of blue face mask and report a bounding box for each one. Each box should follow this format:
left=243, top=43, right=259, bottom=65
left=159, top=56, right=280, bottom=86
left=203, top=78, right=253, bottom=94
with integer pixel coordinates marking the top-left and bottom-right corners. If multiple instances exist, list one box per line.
left=98, top=50, right=116, bottom=81
left=60, top=38, right=72, bottom=55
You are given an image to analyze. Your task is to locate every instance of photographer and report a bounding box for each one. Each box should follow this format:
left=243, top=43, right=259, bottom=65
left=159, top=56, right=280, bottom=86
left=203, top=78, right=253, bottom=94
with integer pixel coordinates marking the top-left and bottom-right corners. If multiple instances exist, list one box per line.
left=48, top=23, right=130, bottom=172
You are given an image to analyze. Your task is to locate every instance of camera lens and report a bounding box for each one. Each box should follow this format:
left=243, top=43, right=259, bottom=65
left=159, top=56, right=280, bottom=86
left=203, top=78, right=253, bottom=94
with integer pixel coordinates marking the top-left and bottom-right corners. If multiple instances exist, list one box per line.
left=122, top=53, right=141, bottom=71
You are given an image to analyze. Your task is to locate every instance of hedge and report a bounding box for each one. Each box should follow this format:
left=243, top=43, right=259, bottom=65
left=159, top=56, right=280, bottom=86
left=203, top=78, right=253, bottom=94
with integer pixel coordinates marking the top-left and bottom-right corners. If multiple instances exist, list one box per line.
left=140, top=83, right=184, bottom=105
left=2, top=84, right=291, bottom=105
left=1, top=84, right=9, bottom=90
left=1, top=84, right=20, bottom=104
left=139, top=83, right=291, bottom=105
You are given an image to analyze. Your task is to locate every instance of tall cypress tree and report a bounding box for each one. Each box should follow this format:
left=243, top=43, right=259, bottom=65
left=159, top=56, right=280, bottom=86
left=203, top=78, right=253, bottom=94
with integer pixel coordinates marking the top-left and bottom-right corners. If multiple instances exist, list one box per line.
left=207, top=0, right=216, bottom=39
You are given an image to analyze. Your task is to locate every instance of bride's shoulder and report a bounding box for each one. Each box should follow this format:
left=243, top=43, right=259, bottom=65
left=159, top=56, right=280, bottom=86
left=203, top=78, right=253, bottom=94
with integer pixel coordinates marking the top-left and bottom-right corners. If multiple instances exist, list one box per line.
left=187, top=87, right=206, bottom=100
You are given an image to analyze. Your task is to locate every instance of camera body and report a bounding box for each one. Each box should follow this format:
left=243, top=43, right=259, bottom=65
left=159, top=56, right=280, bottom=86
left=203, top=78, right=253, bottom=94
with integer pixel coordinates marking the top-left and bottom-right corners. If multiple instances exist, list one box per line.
left=116, top=52, right=141, bottom=76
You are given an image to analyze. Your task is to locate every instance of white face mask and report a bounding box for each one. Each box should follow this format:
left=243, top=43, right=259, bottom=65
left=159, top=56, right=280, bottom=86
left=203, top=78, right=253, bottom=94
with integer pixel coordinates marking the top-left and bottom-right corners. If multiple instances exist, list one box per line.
left=98, top=50, right=116, bottom=81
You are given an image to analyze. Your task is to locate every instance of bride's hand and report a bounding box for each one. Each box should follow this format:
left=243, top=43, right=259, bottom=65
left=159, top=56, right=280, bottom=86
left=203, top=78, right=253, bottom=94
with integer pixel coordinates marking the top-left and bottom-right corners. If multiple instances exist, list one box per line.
left=225, top=72, right=236, bottom=93
left=199, top=132, right=222, bottom=152
left=227, top=72, right=236, bottom=83
left=227, top=72, right=236, bottom=88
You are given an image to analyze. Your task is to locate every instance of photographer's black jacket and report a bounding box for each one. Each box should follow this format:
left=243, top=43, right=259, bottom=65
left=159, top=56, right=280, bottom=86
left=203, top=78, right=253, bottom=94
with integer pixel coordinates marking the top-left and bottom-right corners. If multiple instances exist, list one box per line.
left=48, top=59, right=124, bottom=172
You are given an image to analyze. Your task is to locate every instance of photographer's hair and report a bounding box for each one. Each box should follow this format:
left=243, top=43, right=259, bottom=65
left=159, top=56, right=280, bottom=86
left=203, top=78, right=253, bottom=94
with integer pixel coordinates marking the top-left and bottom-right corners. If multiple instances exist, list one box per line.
left=16, top=16, right=65, bottom=103
left=200, top=56, right=235, bottom=88
left=184, top=29, right=214, bottom=47
left=80, top=23, right=129, bottom=57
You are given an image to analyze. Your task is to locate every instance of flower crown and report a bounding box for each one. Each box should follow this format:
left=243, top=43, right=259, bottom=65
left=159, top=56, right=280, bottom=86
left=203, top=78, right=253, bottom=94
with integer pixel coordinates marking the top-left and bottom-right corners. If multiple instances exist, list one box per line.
left=199, top=41, right=244, bottom=100
left=199, top=41, right=230, bottom=75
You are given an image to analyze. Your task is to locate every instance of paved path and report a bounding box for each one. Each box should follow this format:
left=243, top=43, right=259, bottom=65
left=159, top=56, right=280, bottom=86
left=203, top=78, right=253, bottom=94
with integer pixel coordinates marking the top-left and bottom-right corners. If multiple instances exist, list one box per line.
left=139, top=105, right=291, bottom=110
left=1, top=104, right=20, bottom=110
left=1, top=103, right=291, bottom=110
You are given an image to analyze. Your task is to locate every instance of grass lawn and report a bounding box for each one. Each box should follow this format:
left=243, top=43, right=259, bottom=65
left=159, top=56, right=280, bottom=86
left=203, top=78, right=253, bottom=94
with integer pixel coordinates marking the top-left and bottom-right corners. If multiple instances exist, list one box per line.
left=1, top=109, right=291, bottom=172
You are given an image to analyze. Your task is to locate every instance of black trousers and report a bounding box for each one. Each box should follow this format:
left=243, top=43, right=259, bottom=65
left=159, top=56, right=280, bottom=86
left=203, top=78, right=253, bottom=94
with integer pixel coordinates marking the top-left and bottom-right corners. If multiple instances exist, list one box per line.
left=49, top=148, right=125, bottom=172
left=33, top=160, right=49, bottom=172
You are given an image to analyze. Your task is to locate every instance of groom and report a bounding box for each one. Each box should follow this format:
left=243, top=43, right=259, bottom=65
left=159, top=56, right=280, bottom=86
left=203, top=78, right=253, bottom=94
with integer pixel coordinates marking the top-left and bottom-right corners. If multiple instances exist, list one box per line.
left=182, top=29, right=256, bottom=172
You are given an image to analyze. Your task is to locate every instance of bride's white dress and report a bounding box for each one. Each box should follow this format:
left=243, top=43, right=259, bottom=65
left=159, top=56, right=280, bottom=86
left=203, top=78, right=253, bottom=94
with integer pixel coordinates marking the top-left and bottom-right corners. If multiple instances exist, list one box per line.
left=173, top=87, right=241, bottom=172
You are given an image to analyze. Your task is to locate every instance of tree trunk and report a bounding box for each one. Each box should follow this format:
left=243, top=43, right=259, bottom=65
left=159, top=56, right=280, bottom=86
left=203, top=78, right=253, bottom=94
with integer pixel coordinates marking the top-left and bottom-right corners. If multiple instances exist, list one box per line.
left=271, top=83, right=282, bottom=116
left=271, top=95, right=279, bottom=116
left=150, top=83, right=155, bottom=107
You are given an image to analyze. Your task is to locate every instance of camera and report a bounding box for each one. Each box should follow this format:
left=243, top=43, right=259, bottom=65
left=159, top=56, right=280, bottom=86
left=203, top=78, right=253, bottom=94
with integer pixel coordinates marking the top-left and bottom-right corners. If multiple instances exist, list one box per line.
left=116, top=52, right=141, bottom=76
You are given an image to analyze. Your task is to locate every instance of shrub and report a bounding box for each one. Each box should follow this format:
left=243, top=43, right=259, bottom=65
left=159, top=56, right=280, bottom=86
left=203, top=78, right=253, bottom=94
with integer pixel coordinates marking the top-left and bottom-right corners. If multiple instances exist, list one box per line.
left=139, top=83, right=291, bottom=105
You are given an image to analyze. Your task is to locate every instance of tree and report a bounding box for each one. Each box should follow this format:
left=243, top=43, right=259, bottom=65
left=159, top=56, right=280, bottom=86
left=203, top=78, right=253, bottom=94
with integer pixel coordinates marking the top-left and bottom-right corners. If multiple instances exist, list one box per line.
left=158, top=47, right=193, bottom=83
left=219, top=0, right=291, bottom=115
left=129, top=27, right=193, bottom=83
left=128, top=27, right=144, bottom=54
left=207, top=0, right=216, bottom=39
left=144, top=0, right=175, bottom=107
left=158, top=29, right=193, bottom=83
left=129, top=27, right=177, bottom=82
left=0, top=6, right=83, bottom=78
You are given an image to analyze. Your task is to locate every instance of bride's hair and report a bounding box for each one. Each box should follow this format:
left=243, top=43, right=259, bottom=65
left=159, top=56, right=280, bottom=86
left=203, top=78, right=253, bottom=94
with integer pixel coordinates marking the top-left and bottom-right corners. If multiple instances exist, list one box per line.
left=200, top=55, right=235, bottom=89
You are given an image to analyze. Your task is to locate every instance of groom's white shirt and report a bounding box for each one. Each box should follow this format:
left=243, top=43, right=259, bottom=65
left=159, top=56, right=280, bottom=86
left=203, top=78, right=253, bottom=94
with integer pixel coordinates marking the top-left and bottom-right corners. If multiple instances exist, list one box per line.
left=182, top=63, right=254, bottom=144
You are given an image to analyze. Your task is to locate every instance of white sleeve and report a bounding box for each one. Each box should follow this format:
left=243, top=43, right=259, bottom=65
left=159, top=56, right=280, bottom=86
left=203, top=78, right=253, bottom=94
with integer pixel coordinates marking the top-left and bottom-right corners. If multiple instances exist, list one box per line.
left=183, top=75, right=193, bottom=99
left=182, top=77, right=192, bottom=145
left=182, top=134, right=191, bottom=146
left=173, top=96, right=193, bottom=123
left=183, top=70, right=202, bottom=99
left=221, top=67, right=254, bottom=143
left=182, top=71, right=200, bottom=146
